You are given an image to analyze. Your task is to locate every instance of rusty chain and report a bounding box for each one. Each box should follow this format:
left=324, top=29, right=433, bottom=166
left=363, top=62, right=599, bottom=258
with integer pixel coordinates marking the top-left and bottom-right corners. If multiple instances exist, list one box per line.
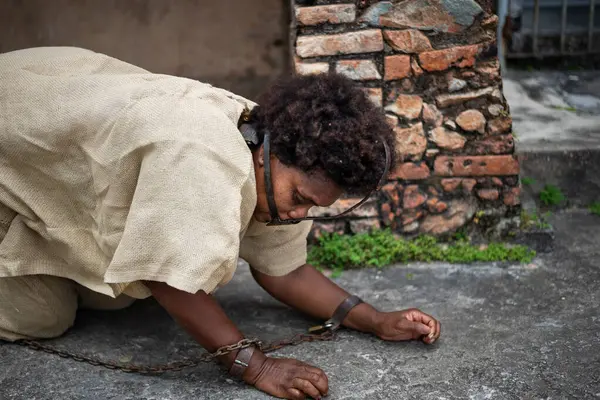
left=11, top=329, right=337, bottom=375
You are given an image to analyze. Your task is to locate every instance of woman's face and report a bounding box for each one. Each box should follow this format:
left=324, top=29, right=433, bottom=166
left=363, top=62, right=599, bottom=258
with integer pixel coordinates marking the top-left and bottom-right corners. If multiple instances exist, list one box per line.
left=252, top=147, right=343, bottom=223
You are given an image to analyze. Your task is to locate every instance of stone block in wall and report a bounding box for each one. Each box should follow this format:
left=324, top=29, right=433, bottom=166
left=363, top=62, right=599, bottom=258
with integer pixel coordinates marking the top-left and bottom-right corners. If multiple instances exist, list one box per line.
left=384, top=55, right=412, bottom=81
left=336, top=59, right=381, bottom=80
left=363, top=88, right=383, bottom=107
left=383, top=30, right=432, bottom=53
left=434, top=155, right=520, bottom=177
left=294, top=58, right=329, bottom=75
left=291, top=0, right=520, bottom=239
left=418, top=45, right=483, bottom=72
left=295, top=4, right=356, bottom=26
left=296, top=30, right=383, bottom=58
left=394, top=123, right=427, bottom=162
left=378, top=0, right=483, bottom=32
left=385, top=94, right=423, bottom=120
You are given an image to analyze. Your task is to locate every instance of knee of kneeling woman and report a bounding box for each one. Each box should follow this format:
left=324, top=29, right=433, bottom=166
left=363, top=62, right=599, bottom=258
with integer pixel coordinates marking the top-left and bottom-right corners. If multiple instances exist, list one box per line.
left=0, top=275, right=78, bottom=341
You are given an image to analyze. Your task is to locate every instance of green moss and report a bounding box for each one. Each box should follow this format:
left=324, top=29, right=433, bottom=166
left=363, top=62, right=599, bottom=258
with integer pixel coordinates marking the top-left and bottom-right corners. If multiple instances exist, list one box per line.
left=539, top=184, right=566, bottom=207
left=308, top=229, right=536, bottom=272
left=521, top=177, right=535, bottom=186
left=590, top=202, right=600, bottom=216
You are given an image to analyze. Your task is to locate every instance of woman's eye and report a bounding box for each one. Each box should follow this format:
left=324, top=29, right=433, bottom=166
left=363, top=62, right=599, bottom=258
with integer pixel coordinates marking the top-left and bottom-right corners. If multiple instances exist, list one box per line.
left=293, top=192, right=305, bottom=204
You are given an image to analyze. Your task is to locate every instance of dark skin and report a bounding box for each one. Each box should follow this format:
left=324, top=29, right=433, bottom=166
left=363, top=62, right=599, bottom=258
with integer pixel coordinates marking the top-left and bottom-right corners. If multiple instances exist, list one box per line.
left=145, top=145, right=441, bottom=400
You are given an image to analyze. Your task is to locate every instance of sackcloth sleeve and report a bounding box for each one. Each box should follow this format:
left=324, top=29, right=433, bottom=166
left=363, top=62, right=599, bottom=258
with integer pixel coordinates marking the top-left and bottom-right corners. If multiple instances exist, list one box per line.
left=103, top=96, right=255, bottom=295
left=239, top=220, right=313, bottom=276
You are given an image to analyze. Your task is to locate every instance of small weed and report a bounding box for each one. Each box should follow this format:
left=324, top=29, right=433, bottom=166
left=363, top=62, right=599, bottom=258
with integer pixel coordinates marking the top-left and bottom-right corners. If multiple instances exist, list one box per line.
left=590, top=202, right=600, bottom=216
left=521, top=177, right=536, bottom=186
left=520, top=210, right=551, bottom=230
left=498, top=109, right=510, bottom=117
left=539, top=184, right=565, bottom=207
left=307, top=229, right=536, bottom=272
left=550, top=105, right=577, bottom=113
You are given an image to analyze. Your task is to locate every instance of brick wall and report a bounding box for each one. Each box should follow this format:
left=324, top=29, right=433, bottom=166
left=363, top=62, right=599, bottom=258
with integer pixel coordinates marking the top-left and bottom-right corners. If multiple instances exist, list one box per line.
left=292, top=0, right=521, bottom=241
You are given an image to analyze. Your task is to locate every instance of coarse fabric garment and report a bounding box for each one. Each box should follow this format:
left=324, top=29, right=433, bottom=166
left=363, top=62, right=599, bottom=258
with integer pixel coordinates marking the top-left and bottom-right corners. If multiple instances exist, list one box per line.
left=0, top=46, right=312, bottom=315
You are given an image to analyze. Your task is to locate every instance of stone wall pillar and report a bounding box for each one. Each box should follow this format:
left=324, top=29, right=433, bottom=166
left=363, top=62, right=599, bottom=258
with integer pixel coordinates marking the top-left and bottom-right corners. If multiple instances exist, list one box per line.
left=292, top=0, right=521, bottom=240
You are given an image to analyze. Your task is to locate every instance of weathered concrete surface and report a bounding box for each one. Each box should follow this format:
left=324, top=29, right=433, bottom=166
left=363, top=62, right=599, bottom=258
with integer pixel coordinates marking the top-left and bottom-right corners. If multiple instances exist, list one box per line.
left=0, top=0, right=289, bottom=100
left=503, top=69, right=600, bottom=152
left=504, top=69, right=600, bottom=207
left=1, top=211, right=599, bottom=399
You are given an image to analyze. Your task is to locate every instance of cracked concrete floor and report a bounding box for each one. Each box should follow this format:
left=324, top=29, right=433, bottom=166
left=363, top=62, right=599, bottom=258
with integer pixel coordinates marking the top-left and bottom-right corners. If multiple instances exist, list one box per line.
left=1, top=211, right=599, bottom=399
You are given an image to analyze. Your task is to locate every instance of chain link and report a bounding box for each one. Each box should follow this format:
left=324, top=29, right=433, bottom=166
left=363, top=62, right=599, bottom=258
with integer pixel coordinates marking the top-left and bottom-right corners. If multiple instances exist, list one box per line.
left=11, top=329, right=337, bottom=375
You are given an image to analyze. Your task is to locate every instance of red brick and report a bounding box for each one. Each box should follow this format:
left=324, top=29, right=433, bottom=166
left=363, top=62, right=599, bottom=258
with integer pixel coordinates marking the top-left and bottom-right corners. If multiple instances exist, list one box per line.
left=487, top=117, right=512, bottom=135
left=434, top=155, right=520, bottom=177
left=390, top=162, right=430, bottom=180
left=296, top=30, right=383, bottom=58
left=394, top=123, right=427, bottom=161
left=336, top=59, right=381, bottom=80
left=456, top=109, right=486, bottom=133
left=295, top=4, right=356, bottom=26
left=465, top=135, right=515, bottom=155
left=441, top=178, right=462, bottom=192
left=383, top=29, right=432, bottom=53
left=429, top=127, right=467, bottom=150
left=385, top=94, right=423, bottom=120
left=384, top=55, right=411, bottom=81
left=503, top=187, right=521, bottom=206
left=418, top=45, right=481, bottom=72
left=477, top=188, right=500, bottom=201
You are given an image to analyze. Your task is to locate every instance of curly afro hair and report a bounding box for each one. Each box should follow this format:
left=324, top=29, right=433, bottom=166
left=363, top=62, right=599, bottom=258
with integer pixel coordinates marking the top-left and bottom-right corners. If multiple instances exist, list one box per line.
left=251, top=73, right=396, bottom=195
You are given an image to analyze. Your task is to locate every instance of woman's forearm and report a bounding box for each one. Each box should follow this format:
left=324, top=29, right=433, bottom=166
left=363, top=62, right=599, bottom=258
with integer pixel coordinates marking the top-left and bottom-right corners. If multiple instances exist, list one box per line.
left=250, top=264, right=382, bottom=334
left=144, top=280, right=263, bottom=369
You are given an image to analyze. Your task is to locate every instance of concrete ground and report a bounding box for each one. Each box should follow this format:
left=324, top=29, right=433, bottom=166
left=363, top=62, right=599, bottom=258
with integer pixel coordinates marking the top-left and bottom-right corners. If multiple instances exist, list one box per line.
left=1, top=210, right=599, bottom=399
left=503, top=69, right=600, bottom=208
left=503, top=69, right=600, bottom=153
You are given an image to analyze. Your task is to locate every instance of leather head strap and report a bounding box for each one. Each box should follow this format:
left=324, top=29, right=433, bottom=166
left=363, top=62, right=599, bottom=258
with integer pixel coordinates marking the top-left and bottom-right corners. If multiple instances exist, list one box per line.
left=262, top=129, right=281, bottom=224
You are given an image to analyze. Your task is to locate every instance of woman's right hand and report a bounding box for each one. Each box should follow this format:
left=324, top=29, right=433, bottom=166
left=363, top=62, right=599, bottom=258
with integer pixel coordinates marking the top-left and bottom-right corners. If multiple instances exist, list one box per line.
left=243, top=353, right=329, bottom=399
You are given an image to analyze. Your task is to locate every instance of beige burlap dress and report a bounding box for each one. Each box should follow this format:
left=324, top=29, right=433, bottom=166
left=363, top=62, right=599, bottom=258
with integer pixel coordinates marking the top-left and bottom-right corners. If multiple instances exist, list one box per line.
left=0, top=47, right=312, bottom=341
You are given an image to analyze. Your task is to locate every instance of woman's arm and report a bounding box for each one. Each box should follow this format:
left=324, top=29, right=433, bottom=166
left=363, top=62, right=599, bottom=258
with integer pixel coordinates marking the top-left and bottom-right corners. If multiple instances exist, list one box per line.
left=250, top=264, right=441, bottom=344
left=250, top=264, right=382, bottom=334
left=144, top=280, right=329, bottom=400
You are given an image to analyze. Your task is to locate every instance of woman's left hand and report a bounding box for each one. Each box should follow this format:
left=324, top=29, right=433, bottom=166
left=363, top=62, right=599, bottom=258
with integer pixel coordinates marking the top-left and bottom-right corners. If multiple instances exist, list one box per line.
left=373, top=308, right=441, bottom=345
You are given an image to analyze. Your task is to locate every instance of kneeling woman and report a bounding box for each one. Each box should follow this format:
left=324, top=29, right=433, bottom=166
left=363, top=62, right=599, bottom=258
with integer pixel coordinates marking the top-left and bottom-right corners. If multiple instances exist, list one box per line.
left=0, top=47, right=441, bottom=400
